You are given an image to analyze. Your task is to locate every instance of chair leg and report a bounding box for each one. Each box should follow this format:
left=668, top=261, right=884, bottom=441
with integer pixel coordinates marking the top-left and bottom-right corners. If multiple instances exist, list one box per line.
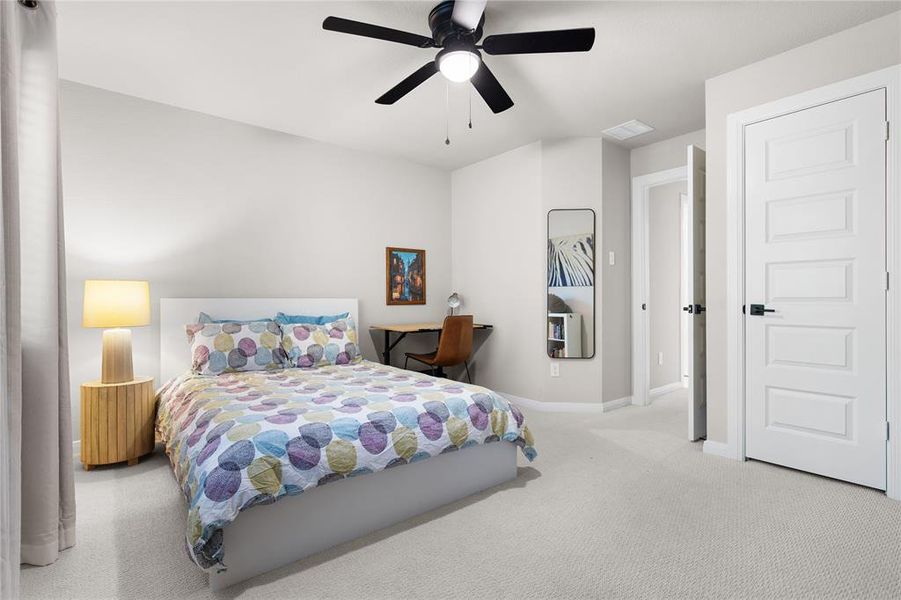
left=464, top=361, right=472, bottom=384
left=404, top=355, right=409, bottom=370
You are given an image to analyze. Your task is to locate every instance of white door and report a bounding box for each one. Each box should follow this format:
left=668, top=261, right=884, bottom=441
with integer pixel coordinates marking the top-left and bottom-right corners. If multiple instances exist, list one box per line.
left=744, top=90, right=887, bottom=489
left=680, top=193, right=690, bottom=387
left=687, top=146, right=707, bottom=441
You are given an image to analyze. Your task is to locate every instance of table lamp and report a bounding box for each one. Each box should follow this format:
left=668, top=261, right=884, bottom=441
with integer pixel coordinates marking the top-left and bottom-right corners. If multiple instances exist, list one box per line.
left=447, top=292, right=461, bottom=316
left=83, top=280, right=150, bottom=384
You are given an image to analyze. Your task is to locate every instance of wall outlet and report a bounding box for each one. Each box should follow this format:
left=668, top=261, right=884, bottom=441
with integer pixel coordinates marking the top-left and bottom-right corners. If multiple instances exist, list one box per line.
left=608, top=251, right=615, bottom=266
left=550, top=362, right=560, bottom=377
left=657, top=352, right=664, bottom=366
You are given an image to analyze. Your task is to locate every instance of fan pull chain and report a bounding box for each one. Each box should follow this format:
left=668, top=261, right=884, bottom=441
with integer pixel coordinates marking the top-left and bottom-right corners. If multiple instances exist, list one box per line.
left=468, top=85, right=472, bottom=130
left=445, top=83, right=450, bottom=146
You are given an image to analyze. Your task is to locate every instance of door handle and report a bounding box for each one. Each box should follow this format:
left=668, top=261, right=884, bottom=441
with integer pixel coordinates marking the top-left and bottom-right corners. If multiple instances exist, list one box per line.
left=748, top=304, right=775, bottom=316
left=683, top=305, right=693, bottom=313
left=693, top=304, right=706, bottom=314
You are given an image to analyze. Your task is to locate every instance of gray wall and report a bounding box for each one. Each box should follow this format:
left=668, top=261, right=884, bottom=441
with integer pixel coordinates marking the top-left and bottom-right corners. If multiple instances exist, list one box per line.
left=451, top=143, right=545, bottom=399
left=61, top=81, right=452, bottom=439
left=541, top=139, right=604, bottom=404
left=601, top=140, right=632, bottom=402
left=648, top=181, right=685, bottom=389
left=452, top=138, right=604, bottom=404
left=704, top=11, right=901, bottom=443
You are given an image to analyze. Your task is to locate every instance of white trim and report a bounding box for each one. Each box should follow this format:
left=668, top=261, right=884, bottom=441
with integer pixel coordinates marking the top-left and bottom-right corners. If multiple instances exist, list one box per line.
left=72, top=440, right=80, bottom=466
left=501, top=392, right=631, bottom=414
left=650, top=381, right=684, bottom=398
left=602, top=395, right=633, bottom=412
left=631, top=166, right=688, bottom=407
left=702, top=440, right=739, bottom=460
left=724, top=65, right=901, bottom=499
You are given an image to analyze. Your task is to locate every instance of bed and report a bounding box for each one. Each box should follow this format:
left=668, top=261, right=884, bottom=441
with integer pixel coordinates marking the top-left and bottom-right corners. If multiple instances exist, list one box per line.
left=157, top=298, right=535, bottom=590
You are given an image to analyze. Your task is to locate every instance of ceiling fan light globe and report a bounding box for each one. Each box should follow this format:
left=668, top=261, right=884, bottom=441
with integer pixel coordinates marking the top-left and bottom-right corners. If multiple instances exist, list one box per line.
left=438, top=50, right=480, bottom=82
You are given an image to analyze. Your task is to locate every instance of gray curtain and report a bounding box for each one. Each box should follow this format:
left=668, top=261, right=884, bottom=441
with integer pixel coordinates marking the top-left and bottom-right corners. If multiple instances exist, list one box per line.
left=1, top=2, right=74, bottom=596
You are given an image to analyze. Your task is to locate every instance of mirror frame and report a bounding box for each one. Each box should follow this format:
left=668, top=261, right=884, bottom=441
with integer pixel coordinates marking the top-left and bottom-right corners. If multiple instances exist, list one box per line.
left=546, top=208, right=597, bottom=360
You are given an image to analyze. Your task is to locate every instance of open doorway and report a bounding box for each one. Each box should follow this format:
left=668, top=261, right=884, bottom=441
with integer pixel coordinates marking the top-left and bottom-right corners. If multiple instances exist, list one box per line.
left=631, top=145, right=706, bottom=440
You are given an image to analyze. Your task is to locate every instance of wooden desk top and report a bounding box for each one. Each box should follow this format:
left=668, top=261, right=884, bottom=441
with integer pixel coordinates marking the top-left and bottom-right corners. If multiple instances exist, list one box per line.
left=370, top=322, right=492, bottom=333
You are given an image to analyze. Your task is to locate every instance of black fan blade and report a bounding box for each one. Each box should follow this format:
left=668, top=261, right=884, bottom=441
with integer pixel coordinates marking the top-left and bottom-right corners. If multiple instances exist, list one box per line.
left=471, top=62, right=513, bottom=114
left=323, top=17, right=434, bottom=48
left=375, top=62, right=439, bottom=105
left=482, top=28, right=595, bottom=55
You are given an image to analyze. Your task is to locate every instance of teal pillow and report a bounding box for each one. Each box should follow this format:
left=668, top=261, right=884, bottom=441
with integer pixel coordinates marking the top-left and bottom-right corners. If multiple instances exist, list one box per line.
left=275, top=311, right=350, bottom=325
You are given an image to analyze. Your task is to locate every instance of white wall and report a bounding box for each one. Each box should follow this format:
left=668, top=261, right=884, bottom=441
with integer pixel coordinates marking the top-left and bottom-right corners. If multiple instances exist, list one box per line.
left=601, top=140, right=632, bottom=403
left=648, top=181, right=685, bottom=389
left=704, top=11, right=901, bottom=443
left=541, top=139, right=604, bottom=403
left=631, top=129, right=705, bottom=178
left=450, top=143, right=544, bottom=399
left=61, top=81, right=452, bottom=439
left=451, top=138, right=604, bottom=404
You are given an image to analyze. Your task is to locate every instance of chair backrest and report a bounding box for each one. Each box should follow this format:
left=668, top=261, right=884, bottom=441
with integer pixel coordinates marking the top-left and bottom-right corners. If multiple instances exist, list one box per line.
left=433, top=315, right=473, bottom=366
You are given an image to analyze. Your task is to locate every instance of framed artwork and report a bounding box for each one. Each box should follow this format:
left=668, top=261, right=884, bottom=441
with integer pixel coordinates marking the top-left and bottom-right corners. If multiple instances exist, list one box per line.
left=386, top=247, right=426, bottom=305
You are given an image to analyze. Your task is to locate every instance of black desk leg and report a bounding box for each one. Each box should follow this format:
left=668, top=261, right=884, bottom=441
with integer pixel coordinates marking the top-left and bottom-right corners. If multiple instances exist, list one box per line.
left=382, top=330, right=391, bottom=365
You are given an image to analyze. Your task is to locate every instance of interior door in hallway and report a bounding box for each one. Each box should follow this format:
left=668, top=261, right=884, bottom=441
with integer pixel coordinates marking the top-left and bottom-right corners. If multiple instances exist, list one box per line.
left=687, top=145, right=707, bottom=441
left=744, top=89, right=887, bottom=489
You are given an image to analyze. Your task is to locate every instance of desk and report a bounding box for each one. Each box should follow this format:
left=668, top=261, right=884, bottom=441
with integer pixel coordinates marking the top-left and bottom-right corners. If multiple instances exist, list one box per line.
left=369, top=322, right=493, bottom=366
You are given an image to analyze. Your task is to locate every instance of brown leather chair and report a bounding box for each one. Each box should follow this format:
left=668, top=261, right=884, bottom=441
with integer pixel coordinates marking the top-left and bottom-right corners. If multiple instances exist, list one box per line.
left=404, top=315, right=473, bottom=383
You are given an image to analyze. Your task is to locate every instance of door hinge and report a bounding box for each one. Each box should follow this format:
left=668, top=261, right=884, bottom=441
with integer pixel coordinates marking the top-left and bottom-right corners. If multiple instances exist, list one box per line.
left=887, top=272, right=890, bottom=291
left=886, top=121, right=891, bottom=142
left=886, top=421, right=891, bottom=441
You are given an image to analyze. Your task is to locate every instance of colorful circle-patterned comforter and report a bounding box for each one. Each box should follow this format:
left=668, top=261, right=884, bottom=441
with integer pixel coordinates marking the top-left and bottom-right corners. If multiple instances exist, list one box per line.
left=156, top=360, right=536, bottom=571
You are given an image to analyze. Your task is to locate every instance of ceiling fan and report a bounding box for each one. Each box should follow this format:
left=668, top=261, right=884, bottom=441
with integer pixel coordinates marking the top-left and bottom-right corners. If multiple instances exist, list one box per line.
left=322, top=0, right=595, bottom=114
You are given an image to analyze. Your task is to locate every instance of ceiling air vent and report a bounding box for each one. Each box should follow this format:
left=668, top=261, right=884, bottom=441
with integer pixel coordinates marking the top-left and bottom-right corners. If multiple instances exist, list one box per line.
left=601, top=119, right=654, bottom=141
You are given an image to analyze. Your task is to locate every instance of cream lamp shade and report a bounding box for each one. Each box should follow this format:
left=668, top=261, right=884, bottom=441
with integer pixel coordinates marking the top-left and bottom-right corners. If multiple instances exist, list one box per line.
left=83, top=280, right=150, bottom=384
left=83, top=280, right=151, bottom=328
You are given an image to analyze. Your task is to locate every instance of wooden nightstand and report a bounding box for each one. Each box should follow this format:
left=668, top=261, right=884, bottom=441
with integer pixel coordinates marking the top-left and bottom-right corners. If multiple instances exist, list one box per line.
left=80, top=376, right=156, bottom=470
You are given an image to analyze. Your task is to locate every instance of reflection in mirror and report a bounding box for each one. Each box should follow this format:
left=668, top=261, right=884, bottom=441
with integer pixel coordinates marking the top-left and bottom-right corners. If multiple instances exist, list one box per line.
left=547, top=209, right=595, bottom=359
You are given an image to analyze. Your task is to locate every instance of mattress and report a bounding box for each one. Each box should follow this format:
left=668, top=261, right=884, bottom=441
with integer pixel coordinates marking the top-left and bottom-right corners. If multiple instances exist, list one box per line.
left=156, top=360, right=536, bottom=571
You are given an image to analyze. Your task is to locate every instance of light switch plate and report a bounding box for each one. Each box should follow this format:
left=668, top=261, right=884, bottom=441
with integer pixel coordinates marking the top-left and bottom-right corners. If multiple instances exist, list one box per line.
left=550, top=362, right=560, bottom=377
left=608, top=251, right=615, bottom=266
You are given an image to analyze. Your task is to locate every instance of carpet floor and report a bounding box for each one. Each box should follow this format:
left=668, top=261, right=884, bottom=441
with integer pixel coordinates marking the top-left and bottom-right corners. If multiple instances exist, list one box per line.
left=20, top=390, right=901, bottom=600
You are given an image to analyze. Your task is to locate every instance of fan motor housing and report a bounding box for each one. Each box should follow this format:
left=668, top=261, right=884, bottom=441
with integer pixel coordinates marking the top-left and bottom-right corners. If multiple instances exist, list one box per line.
left=428, top=0, right=484, bottom=47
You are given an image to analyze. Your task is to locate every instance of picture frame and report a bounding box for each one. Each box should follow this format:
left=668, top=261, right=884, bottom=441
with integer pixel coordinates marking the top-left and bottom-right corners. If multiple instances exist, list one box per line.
left=386, top=247, right=426, bottom=305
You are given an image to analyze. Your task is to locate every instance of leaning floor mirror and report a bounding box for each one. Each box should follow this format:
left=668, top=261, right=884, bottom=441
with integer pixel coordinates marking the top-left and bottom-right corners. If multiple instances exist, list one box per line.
left=547, top=208, right=595, bottom=359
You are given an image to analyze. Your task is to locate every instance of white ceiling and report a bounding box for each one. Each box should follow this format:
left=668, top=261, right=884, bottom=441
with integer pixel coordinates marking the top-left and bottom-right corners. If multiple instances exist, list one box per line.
left=56, top=1, right=900, bottom=170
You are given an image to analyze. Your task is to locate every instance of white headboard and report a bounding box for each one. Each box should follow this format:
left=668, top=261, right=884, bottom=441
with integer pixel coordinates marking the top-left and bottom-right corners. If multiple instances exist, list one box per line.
left=159, top=298, right=360, bottom=383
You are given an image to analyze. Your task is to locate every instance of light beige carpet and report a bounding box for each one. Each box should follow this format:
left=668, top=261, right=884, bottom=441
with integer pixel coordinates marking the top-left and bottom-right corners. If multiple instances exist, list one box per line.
left=20, top=390, right=901, bottom=600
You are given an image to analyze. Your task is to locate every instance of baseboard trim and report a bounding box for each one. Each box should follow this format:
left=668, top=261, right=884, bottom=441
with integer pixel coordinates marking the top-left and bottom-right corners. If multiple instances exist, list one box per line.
left=650, top=382, right=684, bottom=397
left=72, top=440, right=80, bottom=466
left=500, top=392, right=631, bottom=414
left=602, top=395, right=632, bottom=412
left=503, top=393, right=603, bottom=413
left=702, top=439, right=740, bottom=460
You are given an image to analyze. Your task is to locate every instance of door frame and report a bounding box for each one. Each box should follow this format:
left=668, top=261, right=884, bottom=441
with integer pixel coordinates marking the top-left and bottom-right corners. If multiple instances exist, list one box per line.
left=719, top=65, right=901, bottom=499
left=631, top=166, right=688, bottom=406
